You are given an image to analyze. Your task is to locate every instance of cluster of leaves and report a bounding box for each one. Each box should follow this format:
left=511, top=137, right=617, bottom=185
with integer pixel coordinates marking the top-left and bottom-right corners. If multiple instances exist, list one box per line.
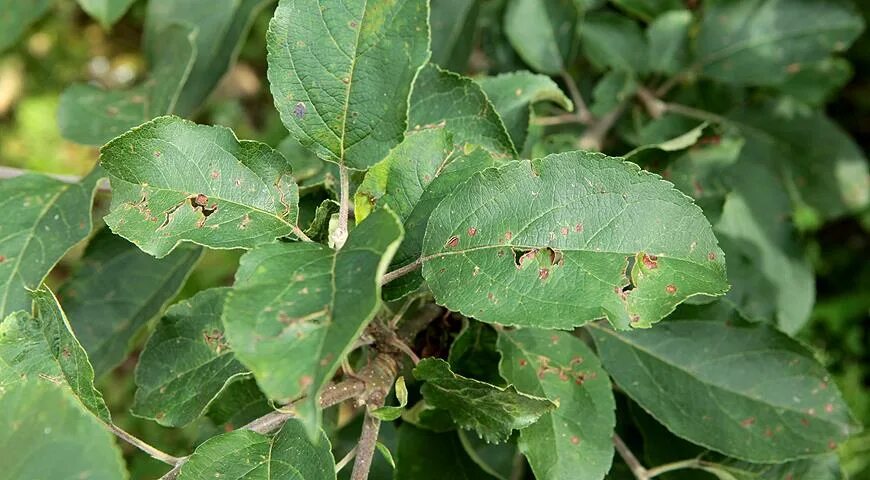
left=0, top=0, right=867, bottom=479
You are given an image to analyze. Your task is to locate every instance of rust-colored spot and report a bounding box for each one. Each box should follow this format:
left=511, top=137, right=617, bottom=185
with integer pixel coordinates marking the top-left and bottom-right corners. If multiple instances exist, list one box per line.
left=801, top=417, right=810, bottom=427
left=61, top=347, right=71, bottom=358
left=786, top=62, right=802, bottom=74
left=153, top=151, right=161, bottom=158
left=0, top=255, right=5, bottom=263
left=641, top=253, right=658, bottom=269
left=666, top=284, right=677, bottom=295
left=741, top=417, right=756, bottom=428
left=708, top=252, right=717, bottom=261
left=575, top=223, right=584, bottom=233
left=570, top=356, right=583, bottom=366
left=629, top=314, right=640, bottom=324
left=550, top=335, right=559, bottom=344
left=828, top=440, right=837, bottom=450
left=210, top=170, right=220, bottom=179
left=349, top=20, right=358, bottom=28
left=560, top=227, right=569, bottom=236
left=468, top=227, right=477, bottom=237
left=446, top=235, right=460, bottom=248
left=519, top=359, right=527, bottom=367
left=538, top=268, right=550, bottom=280
left=487, top=292, right=496, bottom=303
left=764, top=427, right=774, bottom=438
left=825, top=403, right=834, bottom=413
left=193, top=194, right=209, bottom=207
left=570, top=436, right=580, bottom=445
left=505, top=231, right=513, bottom=241
left=155, top=412, right=165, bottom=419
left=299, top=375, right=313, bottom=388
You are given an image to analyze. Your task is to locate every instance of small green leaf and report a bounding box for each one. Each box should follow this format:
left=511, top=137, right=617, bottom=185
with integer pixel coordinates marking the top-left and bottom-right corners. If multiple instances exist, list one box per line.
left=625, top=122, right=707, bottom=158
left=0, top=379, right=126, bottom=480
left=375, top=442, right=396, bottom=469
left=478, top=71, right=573, bottom=151
left=696, top=0, right=864, bottom=85
left=421, top=151, right=728, bottom=329
left=646, top=9, right=692, bottom=75
left=223, top=208, right=403, bottom=436
left=590, top=70, right=637, bottom=117
left=430, top=0, right=479, bottom=72
left=396, top=424, right=498, bottom=479
left=76, top=0, right=136, bottom=29
left=177, top=419, right=335, bottom=480
left=410, top=64, right=517, bottom=158
left=0, top=168, right=103, bottom=319
left=580, top=12, right=648, bottom=73
left=267, top=0, right=430, bottom=170
left=372, top=377, right=409, bottom=421
left=0, top=0, right=52, bottom=52
left=503, top=0, right=581, bottom=74
left=101, top=116, right=301, bottom=258
left=59, top=228, right=203, bottom=375
left=611, top=0, right=682, bottom=22
left=132, top=288, right=247, bottom=427
left=590, top=320, right=862, bottom=462
left=497, top=329, right=616, bottom=480
left=702, top=452, right=844, bottom=480
left=0, top=287, right=110, bottom=422
left=414, top=358, right=555, bottom=444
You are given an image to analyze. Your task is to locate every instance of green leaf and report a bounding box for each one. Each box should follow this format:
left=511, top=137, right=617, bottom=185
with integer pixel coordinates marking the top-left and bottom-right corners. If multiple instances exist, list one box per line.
left=414, top=357, right=555, bottom=444
left=101, top=116, right=301, bottom=258
left=0, top=287, right=110, bottom=422
left=580, top=12, right=648, bottom=73
left=421, top=151, right=728, bottom=329
left=410, top=64, right=517, bottom=158
left=696, top=0, right=864, bottom=86
left=503, top=0, right=581, bottom=74
left=396, top=424, right=498, bottom=479
left=448, top=319, right=503, bottom=385
left=590, top=70, right=637, bottom=117
left=624, top=122, right=707, bottom=158
left=478, top=71, right=573, bottom=151
left=223, top=208, right=403, bottom=435
left=376, top=442, right=396, bottom=469
left=0, top=379, right=126, bottom=480
left=589, top=320, right=862, bottom=462
left=0, top=0, right=52, bottom=52
left=702, top=453, right=844, bottom=480
left=0, top=168, right=102, bottom=320
left=59, top=228, right=202, bottom=375
left=430, top=0, right=480, bottom=72
left=177, top=419, right=335, bottom=480
left=646, top=9, right=692, bottom=75
left=144, top=0, right=272, bottom=116
left=267, top=0, right=430, bottom=170
left=76, top=0, right=136, bottom=29
left=402, top=399, right=457, bottom=433
left=58, top=24, right=197, bottom=146
left=773, top=58, right=852, bottom=106
left=355, top=127, right=500, bottom=299
left=497, top=329, right=615, bottom=480
left=611, top=0, right=683, bottom=21
left=206, top=378, right=272, bottom=427
left=132, top=288, right=246, bottom=427
left=372, top=377, right=409, bottom=421
left=457, top=429, right=517, bottom=480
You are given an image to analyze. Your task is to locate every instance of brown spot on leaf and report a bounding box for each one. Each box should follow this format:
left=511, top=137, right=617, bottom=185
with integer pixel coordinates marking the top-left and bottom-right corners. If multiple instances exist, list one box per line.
left=0, top=255, right=5, bottom=263
left=193, top=194, right=209, bottom=207
left=153, top=151, right=161, bottom=158
left=828, top=440, right=837, bottom=450
left=467, top=227, right=477, bottom=237
left=538, top=268, right=550, bottom=280
left=299, top=375, right=313, bottom=388
left=570, top=436, right=580, bottom=445
left=575, top=223, right=584, bottom=233
left=666, top=284, right=677, bottom=295
left=519, top=359, right=527, bottom=367
left=446, top=235, right=460, bottom=248
left=825, top=403, right=834, bottom=413
left=708, top=252, right=717, bottom=261
left=210, top=170, right=220, bottom=179
left=560, top=227, right=569, bottom=236
left=801, top=417, right=810, bottom=426
left=641, top=253, right=658, bottom=269
left=630, top=314, right=640, bottom=324
left=786, top=62, right=802, bottom=74
left=505, top=231, right=513, bottom=241
left=741, top=417, right=756, bottom=428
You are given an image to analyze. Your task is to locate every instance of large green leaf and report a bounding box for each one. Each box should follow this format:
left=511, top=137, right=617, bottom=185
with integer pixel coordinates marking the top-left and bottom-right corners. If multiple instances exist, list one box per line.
left=76, top=0, right=136, bottom=28
left=0, top=0, right=52, bottom=52
left=696, top=0, right=864, bottom=86
left=580, top=12, right=648, bottom=73
left=703, top=453, right=844, bottom=480
left=414, top=358, right=555, bottom=443
left=0, top=379, right=126, bottom=480
left=478, top=71, right=573, bottom=151
left=144, top=0, right=272, bottom=116
left=0, top=168, right=102, bottom=319
left=430, top=0, right=479, bottom=72
left=267, top=0, right=430, bottom=170
left=421, top=151, right=728, bottom=329
left=396, top=424, right=497, bottom=479
left=101, top=116, right=302, bottom=258
left=503, top=0, right=581, bottom=75
left=409, top=64, right=517, bottom=158
left=59, top=228, right=203, bottom=375
left=646, top=9, right=691, bottom=75
left=132, top=288, right=247, bottom=427
left=177, top=419, right=335, bottom=480
left=0, top=287, right=110, bottom=422
left=58, top=23, right=197, bottom=146
left=497, top=329, right=615, bottom=480
left=223, top=208, right=403, bottom=434
left=355, top=127, right=500, bottom=299
left=590, top=320, right=862, bottom=462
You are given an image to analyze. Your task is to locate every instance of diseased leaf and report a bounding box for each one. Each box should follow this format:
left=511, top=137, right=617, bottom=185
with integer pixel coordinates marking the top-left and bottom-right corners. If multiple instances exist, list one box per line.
left=410, top=64, right=517, bottom=158
left=58, top=24, right=197, bottom=146
left=421, top=151, right=728, bottom=329
left=503, top=0, right=581, bottom=75
left=497, top=329, right=615, bottom=480
left=267, top=0, right=430, bottom=170
left=355, top=127, right=500, bottom=299
left=132, top=288, right=246, bottom=427
left=696, top=0, right=864, bottom=86
left=223, top=208, right=403, bottom=435
left=101, top=116, right=301, bottom=258
left=59, top=228, right=202, bottom=375
left=0, top=0, right=52, bottom=52
left=430, top=0, right=480, bottom=72
left=590, top=320, right=862, bottom=462
left=76, top=0, right=136, bottom=29
left=145, top=0, right=272, bottom=116
left=580, top=12, right=648, bottom=73
left=0, top=287, right=110, bottom=422
left=414, top=358, right=555, bottom=444
left=177, top=419, right=335, bottom=480
left=0, top=168, right=102, bottom=320
left=0, top=379, right=126, bottom=480
left=646, top=9, right=692, bottom=75
left=396, top=424, right=498, bottom=479
left=478, top=71, right=573, bottom=151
